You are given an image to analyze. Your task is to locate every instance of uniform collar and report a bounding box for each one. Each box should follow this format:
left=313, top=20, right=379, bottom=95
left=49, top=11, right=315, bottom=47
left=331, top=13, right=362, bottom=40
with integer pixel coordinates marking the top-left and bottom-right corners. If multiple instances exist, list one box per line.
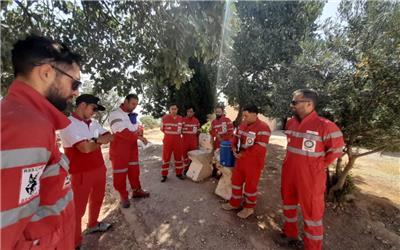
left=119, top=104, right=131, bottom=113
left=71, top=112, right=92, bottom=126
left=6, top=80, right=70, bottom=130
left=296, top=110, right=318, bottom=124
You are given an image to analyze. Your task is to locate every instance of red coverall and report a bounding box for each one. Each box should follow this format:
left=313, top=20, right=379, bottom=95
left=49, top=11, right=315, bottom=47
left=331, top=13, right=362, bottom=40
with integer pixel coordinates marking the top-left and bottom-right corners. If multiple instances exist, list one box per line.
left=229, top=118, right=271, bottom=208
left=161, top=114, right=184, bottom=176
left=109, top=106, right=142, bottom=201
left=1, top=81, right=74, bottom=249
left=182, top=116, right=200, bottom=171
left=210, top=115, right=234, bottom=149
left=282, top=111, right=345, bottom=250
left=60, top=114, right=109, bottom=247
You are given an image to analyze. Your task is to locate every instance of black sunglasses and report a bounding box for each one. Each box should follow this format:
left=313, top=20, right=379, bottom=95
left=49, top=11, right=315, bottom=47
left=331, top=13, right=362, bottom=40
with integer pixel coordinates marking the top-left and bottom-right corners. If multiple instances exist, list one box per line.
left=291, top=100, right=311, bottom=106
left=51, top=65, right=82, bottom=91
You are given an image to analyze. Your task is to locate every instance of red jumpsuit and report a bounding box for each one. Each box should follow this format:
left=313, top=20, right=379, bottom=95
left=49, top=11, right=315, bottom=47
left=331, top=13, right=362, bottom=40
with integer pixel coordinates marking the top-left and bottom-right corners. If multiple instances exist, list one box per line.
left=109, top=106, right=142, bottom=201
left=229, top=118, right=271, bottom=208
left=59, top=113, right=109, bottom=247
left=182, top=116, right=200, bottom=171
left=282, top=111, right=345, bottom=250
left=210, top=115, right=234, bottom=149
left=1, top=81, right=74, bottom=249
left=161, top=114, right=184, bottom=176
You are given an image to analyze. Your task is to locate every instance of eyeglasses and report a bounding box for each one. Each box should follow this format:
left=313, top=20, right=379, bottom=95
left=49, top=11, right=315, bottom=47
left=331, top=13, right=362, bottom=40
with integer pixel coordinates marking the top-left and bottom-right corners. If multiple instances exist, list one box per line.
left=291, top=100, right=311, bottom=106
left=51, top=65, right=82, bottom=91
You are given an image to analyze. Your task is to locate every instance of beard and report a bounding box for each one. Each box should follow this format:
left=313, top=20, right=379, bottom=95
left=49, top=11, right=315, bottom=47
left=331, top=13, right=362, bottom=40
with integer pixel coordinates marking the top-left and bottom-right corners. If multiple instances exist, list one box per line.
left=46, top=82, right=71, bottom=111
left=216, top=114, right=222, bottom=119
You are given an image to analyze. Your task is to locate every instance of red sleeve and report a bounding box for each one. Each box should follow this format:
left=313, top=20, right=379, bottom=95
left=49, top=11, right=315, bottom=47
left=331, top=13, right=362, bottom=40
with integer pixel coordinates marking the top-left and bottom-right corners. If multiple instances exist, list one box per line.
left=210, top=121, right=216, bottom=137
left=323, top=122, right=345, bottom=167
left=160, top=116, right=165, bottom=132
left=114, top=128, right=138, bottom=142
left=225, top=118, right=234, bottom=137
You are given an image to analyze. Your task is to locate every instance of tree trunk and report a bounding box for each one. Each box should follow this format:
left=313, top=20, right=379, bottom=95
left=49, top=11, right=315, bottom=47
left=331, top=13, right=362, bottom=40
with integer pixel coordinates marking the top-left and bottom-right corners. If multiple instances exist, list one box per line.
left=281, top=116, right=288, bottom=130
left=335, top=156, right=343, bottom=176
left=233, top=105, right=243, bottom=128
left=328, top=154, right=357, bottom=199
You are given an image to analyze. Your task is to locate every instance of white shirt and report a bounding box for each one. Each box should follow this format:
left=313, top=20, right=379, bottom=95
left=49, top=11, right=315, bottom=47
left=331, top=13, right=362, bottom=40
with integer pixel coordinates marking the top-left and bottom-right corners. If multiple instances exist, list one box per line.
left=108, top=107, right=139, bottom=134
left=59, top=116, right=108, bottom=148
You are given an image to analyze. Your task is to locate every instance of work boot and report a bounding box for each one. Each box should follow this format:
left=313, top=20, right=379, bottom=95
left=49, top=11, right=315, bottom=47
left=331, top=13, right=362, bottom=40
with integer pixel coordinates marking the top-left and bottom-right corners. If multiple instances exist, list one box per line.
left=161, top=176, right=167, bottom=182
left=120, top=199, right=130, bottom=208
left=237, top=208, right=254, bottom=219
left=221, top=202, right=240, bottom=211
left=183, top=169, right=188, bottom=176
left=176, top=174, right=185, bottom=180
left=132, top=189, right=150, bottom=198
left=85, top=221, right=112, bottom=234
left=274, top=232, right=303, bottom=249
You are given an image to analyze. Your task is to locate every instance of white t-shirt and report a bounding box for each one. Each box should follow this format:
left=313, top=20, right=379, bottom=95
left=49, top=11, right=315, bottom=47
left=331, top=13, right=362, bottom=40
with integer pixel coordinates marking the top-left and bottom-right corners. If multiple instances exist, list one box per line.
left=59, top=116, right=108, bottom=148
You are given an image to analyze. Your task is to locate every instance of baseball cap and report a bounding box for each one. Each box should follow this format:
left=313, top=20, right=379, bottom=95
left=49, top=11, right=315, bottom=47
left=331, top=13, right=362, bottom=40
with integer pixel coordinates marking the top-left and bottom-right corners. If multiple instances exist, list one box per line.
left=75, top=94, right=105, bottom=111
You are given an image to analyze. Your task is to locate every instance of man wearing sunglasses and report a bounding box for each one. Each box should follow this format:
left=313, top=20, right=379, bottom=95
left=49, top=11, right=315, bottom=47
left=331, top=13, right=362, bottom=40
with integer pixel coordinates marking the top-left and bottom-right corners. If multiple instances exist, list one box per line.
left=59, top=94, right=113, bottom=249
left=1, top=35, right=81, bottom=249
left=277, top=89, right=345, bottom=250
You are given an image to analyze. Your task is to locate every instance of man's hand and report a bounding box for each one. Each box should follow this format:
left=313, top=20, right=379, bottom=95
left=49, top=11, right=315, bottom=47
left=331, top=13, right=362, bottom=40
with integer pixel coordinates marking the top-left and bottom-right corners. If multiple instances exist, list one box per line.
left=139, top=136, right=148, bottom=145
left=233, top=151, right=243, bottom=159
left=97, top=133, right=113, bottom=144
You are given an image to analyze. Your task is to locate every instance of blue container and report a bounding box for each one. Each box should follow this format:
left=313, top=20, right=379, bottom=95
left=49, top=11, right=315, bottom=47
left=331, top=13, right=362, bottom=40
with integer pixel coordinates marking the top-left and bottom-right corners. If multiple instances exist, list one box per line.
left=220, top=140, right=235, bottom=167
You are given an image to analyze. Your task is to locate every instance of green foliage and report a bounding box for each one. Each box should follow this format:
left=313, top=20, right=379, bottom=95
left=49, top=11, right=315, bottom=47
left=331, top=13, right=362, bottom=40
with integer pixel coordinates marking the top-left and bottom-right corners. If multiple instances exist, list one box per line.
left=220, top=0, right=325, bottom=120
left=139, top=116, right=160, bottom=130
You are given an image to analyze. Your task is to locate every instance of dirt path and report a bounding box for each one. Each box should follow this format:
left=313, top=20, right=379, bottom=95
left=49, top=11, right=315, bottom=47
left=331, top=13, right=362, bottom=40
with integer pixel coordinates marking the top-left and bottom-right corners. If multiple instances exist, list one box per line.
left=81, top=130, right=400, bottom=250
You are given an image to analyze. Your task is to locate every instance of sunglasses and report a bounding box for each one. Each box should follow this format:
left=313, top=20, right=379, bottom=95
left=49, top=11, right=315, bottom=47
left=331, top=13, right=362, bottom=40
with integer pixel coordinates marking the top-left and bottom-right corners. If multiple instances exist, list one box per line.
left=291, top=100, right=311, bottom=106
left=51, top=65, right=82, bottom=91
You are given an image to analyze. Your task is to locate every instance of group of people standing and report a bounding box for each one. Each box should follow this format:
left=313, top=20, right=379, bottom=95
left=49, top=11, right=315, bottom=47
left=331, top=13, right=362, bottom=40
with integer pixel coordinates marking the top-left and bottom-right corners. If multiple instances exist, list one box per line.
left=1, top=34, right=345, bottom=250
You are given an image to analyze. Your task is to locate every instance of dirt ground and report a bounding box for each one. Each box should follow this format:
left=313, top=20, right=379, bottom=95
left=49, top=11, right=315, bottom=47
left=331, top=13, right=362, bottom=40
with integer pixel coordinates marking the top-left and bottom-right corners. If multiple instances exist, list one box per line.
left=81, top=129, right=400, bottom=250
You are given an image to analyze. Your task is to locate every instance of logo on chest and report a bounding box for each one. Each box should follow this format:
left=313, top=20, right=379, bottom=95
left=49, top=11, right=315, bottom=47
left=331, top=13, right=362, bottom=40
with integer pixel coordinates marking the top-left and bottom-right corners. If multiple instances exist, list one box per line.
left=302, top=130, right=318, bottom=152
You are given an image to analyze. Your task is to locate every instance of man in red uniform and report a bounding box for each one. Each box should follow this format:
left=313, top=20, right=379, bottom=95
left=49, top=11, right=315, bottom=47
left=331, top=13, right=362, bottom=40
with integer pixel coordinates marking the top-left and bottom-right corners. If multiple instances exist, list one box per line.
left=109, top=94, right=150, bottom=208
left=182, top=106, right=200, bottom=174
left=1, top=35, right=81, bottom=249
left=161, top=103, right=185, bottom=182
left=210, top=106, right=233, bottom=149
left=221, top=104, right=271, bottom=219
left=278, top=89, right=345, bottom=250
left=59, top=94, right=113, bottom=249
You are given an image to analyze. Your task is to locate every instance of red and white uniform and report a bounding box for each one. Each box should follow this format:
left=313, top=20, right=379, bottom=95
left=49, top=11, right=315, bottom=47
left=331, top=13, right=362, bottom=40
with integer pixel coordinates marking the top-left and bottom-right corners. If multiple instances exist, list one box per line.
left=59, top=114, right=109, bottom=248
left=282, top=111, right=345, bottom=250
left=0, top=80, right=74, bottom=249
left=210, top=115, right=233, bottom=149
left=161, top=114, right=184, bottom=176
left=182, top=116, right=200, bottom=170
left=229, top=118, right=271, bottom=208
left=109, top=105, right=142, bottom=200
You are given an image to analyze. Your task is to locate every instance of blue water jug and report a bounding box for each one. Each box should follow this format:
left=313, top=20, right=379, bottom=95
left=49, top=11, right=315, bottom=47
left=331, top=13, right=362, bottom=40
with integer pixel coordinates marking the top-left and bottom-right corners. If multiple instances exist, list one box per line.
left=220, top=140, right=235, bottom=167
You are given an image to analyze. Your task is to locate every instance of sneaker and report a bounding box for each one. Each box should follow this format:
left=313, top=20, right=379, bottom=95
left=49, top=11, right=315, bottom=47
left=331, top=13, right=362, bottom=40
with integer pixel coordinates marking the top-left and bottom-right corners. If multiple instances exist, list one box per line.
left=176, top=174, right=185, bottom=180
left=132, top=189, right=150, bottom=198
left=85, top=222, right=112, bottom=234
left=221, top=203, right=240, bottom=211
left=161, top=176, right=167, bottom=182
left=274, top=232, right=303, bottom=249
left=120, top=199, right=130, bottom=208
left=237, top=208, right=254, bottom=219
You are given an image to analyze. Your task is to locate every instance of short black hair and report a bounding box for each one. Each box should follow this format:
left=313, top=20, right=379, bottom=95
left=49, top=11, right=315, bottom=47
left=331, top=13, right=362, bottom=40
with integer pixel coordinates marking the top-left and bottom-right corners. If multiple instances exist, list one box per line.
left=243, top=104, right=259, bottom=114
left=186, top=106, right=195, bottom=112
left=125, top=93, right=139, bottom=101
left=215, top=105, right=224, bottom=111
left=11, top=35, right=81, bottom=77
left=293, top=89, right=318, bottom=107
left=168, top=102, right=178, bottom=108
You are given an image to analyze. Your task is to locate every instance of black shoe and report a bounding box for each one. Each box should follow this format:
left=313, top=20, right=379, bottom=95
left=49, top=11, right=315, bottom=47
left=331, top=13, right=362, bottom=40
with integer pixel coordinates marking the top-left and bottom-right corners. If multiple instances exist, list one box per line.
left=274, top=232, right=303, bottom=249
left=120, top=199, right=130, bottom=208
left=176, top=174, right=185, bottom=180
left=75, top=247, right=81, bottom=250
left=161, top=176, right=167, bottom=182
left=183, top=169, right=188, bottom=176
